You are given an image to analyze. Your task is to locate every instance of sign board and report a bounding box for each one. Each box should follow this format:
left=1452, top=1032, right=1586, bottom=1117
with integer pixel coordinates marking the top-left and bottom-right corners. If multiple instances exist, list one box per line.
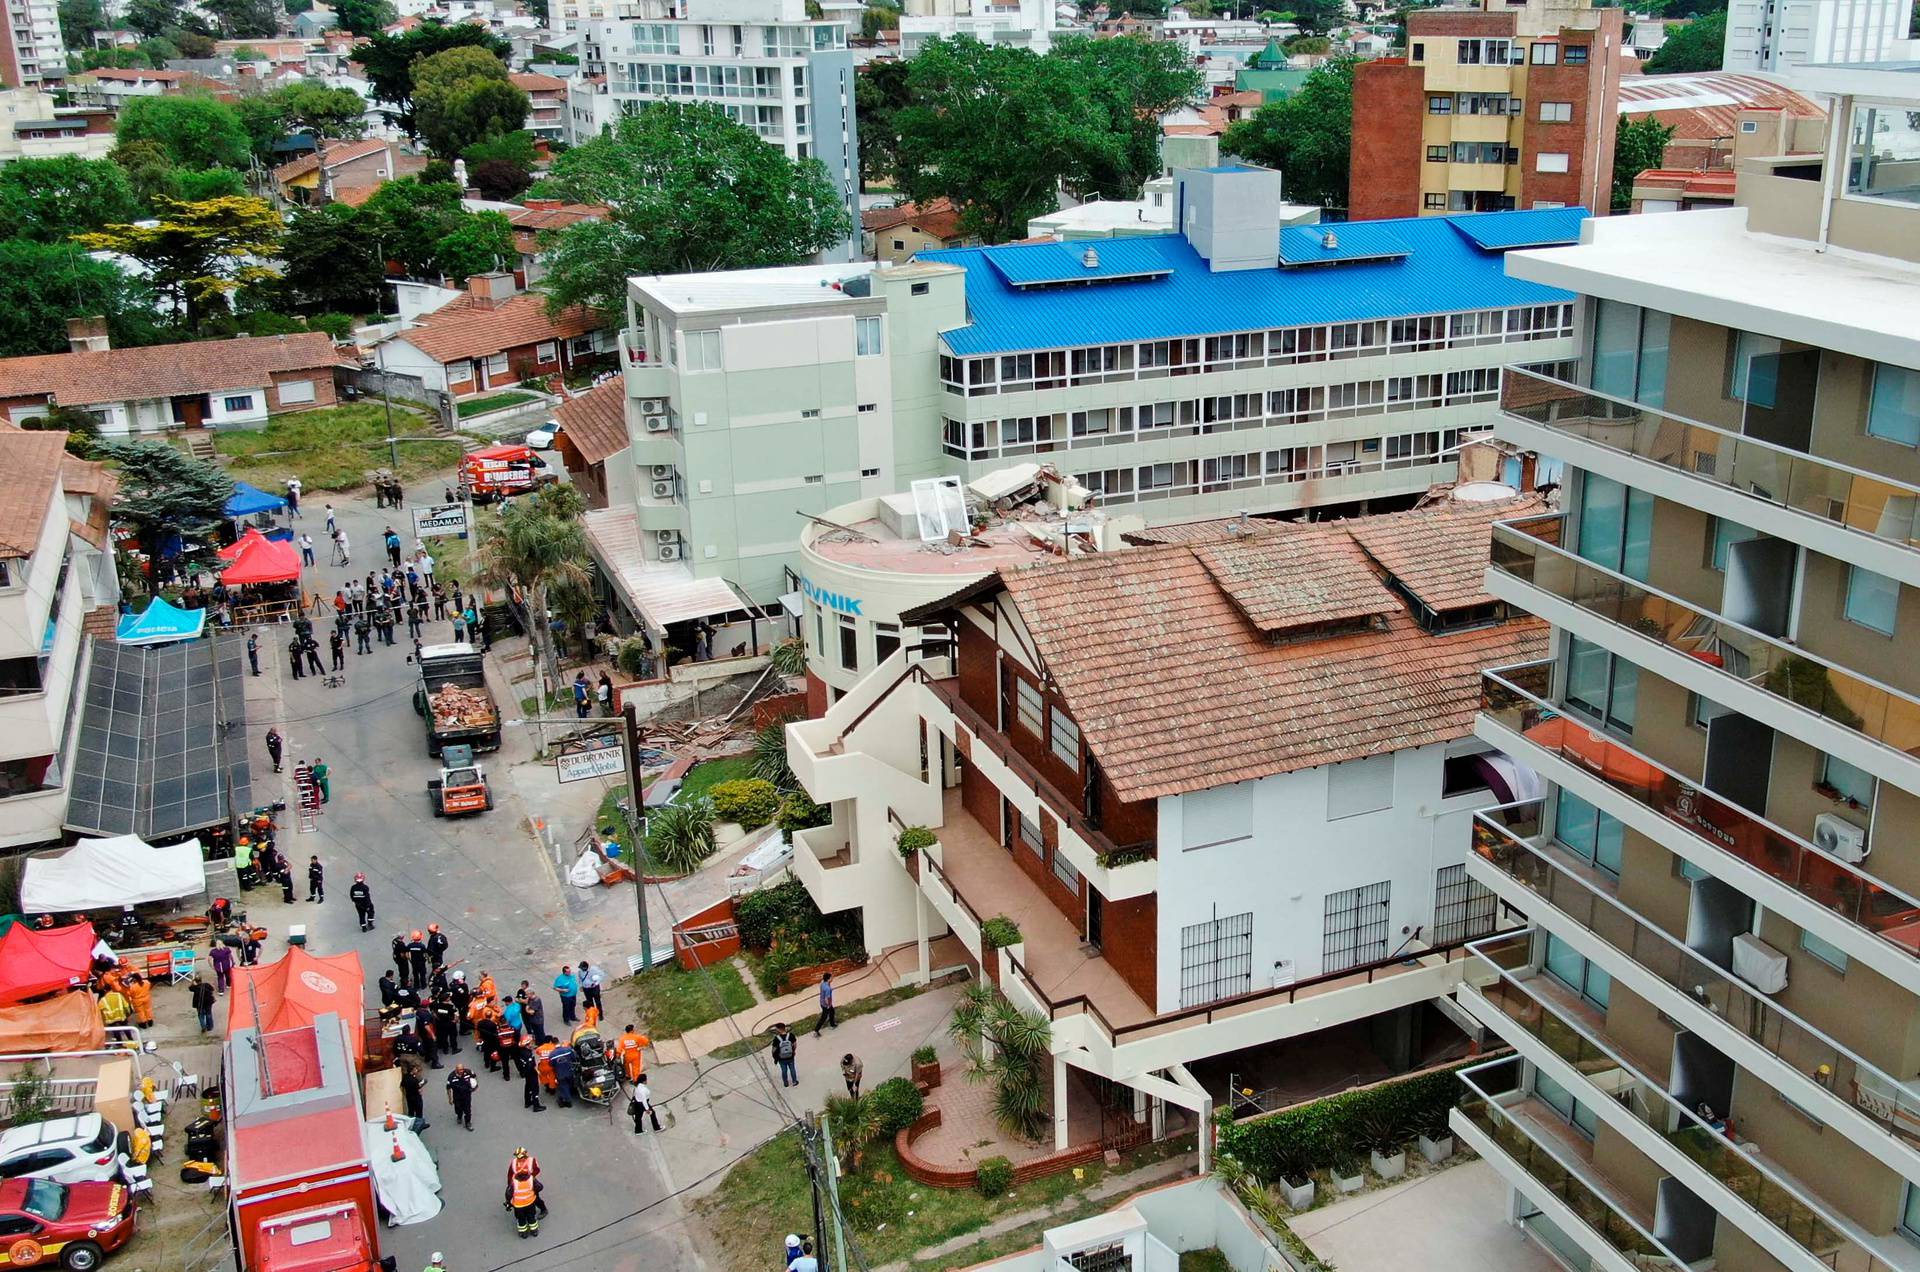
left=411, top=502, right=469, bottom=540
left=556, top=733, right=625, bottom=784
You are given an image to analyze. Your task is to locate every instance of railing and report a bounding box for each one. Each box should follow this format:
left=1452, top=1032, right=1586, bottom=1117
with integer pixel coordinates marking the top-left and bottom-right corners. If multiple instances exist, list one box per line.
left=1501, top=367, right=1920, bottom=557
left=1482, top=661, right=1920, bottom=962
left=1467, top=936, right=1902, bottom=1270
left=1490, top=512, right=1920, bottom=758
left=1471, top=802, right=1920, bottom=1151
left=1455, top=1057, right=1694, bottom=1268
left=919, top=848, right=982, bottom=934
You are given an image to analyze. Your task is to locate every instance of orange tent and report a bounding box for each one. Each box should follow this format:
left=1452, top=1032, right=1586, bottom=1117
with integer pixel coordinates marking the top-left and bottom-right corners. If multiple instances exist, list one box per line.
left=0, top=992, right=106, bottom=1054
left=226, top=947, right=366, bottom=1061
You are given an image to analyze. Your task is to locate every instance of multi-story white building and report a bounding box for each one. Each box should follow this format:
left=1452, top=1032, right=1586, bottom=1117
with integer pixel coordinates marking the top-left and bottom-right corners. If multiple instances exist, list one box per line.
left=1451, top=57, right=1920, bottom=1272
left=0, top=0, right=64, bottom=89
left=601, top=164, right=1583, bottom=631
left=1722, top=0, right=1911, bottom=70
left=898, top=0, right=1054, bottom=54
left=587, top=0, right=860, bottom=259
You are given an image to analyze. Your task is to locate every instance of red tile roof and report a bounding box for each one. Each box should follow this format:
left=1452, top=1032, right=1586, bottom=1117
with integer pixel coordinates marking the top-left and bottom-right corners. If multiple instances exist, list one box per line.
left=861, top=198, right=967, bottom=244
left=0, top=432, right=73, bottom=557
left=391, top=292, right=602, bottom=365
left=504, top=202, right=607, bottom=233
left=0, top=333, right=344, bottom=410
left=1617, top=71, right=1823, bottom=141
left=272, top=138, right=389, bottom=184
left=63, top=456, right=118, bottom=548
left=553, top=380, right=626, bottom=465
left=1193, top=529, right=1397, bottom=635
left=510, top=72, right=568, bottom=92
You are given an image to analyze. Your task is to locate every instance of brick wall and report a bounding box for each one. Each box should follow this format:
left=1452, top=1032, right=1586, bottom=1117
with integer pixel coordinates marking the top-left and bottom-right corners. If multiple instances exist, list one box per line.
left=1101, top=892, right=1158, bottom=1008
left=896, top=1107, right=1117, bottom=1190
left=1349, top=60, right=1428, bottom=220
left=1519, top=12, right=1622, bottom=212
left=266, top=367, right=339, bottom=413
left=1408, top=11, right=1512, bottom=36
left=958, top=742, right=1001, bottom=838
left=955, top=625, right=997, bottom=722
left=803, top=669, right=828, bottom=719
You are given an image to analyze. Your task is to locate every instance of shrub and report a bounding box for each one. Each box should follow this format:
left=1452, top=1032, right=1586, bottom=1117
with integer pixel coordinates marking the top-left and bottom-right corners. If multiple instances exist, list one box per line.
left=911, top=1044, right=937, bottom=1067
left=1217, top=1061, right=1475, bottom=1185
left=980, top=915, right=1021, bottom=949
left=868, top=1076, right=924, bottom=1135
left=752, top=720, right=797, bottom=789
left=896, top=825, right=935, bottom=857
left=735, top=878, right=817, bottom=951
left=645, top=798, right=716, bottom=873
left=974, top=1155, right=1014, bottom=1198
left=710, top=778, right=779, bottom=829
left=616, top=638, right=655, bottom=679
left=776, top=793, right=830, bottom=837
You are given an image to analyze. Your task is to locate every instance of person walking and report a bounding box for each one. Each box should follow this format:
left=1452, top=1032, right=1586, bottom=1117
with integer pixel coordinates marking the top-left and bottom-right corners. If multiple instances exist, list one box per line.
left=597, top=673, right=613, bottom=716
left=246, top=631, right=260, bottom=676
left=399, top=1063, right=427, bottom=1129
left=300, top=533, right=316, bottom=567
left=285, top=478, right=301, bottom=515
left=312, top=758, right=330, bottom=803
left=210, top=942, right=234, bottom=993
left=306, top=855, right=324, bottom=902
left=770, top=1023, right=798, bottom=1088
left=447, top=1064, right=478, bottom=1131
left=302, top=636, right=324, bottom=677
left=191, top=976, right=216, bottom=1032
left=627, top=1077, right=661, bottom=1134
left=324, top=503, right=336, bottom=535
left=789, top=1238, right=820, bottom=1272
left=265, top=727, right=283, bottom=774
left=426, top=924, right=449, bottom=970
left=840, top=1053, right=863, bottom=1099
left=350, top=874, right=375, bottom=931
left=407, top=599, right=424, bottom=640
left=814, top=973, right=836, bottom=1036
left=572, top=672, right=590, bottom=719
left=287, top=635, right=304, bottom=680
left=385, top=527, right=403, bottom=568
left=332, top=528, right=350, bottom=567
left=578, top=960, right=604, bottom=1017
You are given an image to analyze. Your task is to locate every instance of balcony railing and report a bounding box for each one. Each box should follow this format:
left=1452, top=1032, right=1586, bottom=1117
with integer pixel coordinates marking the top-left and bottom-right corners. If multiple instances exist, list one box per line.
left=1471, top=802, right=1920, bottom=1154
left=1501, top=367, right=1920, bottom=557
left=1454, top=1058, right=1704, bottom=1270
left=1465, top=935, right=1893, bottom=1272
left=1481, top=661, right=1920, bottom=963
left=1490, top=512, right=1920, bottom=759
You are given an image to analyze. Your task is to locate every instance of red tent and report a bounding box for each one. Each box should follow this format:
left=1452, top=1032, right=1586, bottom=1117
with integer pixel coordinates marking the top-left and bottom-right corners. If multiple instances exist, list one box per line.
left=227, top=947, right=366, bottom=1060
left=0, top=922, right=99, bottom=1006
left=219, top=528, right=302, bottom=585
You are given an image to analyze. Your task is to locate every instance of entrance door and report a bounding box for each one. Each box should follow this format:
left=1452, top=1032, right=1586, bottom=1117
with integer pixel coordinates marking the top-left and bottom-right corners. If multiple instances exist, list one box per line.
left=172, top=394, right=206, bottom=427
left=1704, top=713, right=1774, bottom=814
left=1086, top=890, right=1104, bottom=952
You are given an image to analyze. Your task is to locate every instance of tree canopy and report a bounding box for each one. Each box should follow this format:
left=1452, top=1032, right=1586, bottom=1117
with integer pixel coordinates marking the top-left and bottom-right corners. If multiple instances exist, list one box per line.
left=279, top=203, right=388, bottom=314
left=332, top=0, right=396, bottom=32
left=236, top=81, right=368, bottom=161
left=1219, top=55, right=1357, bottom=210
left=854, top=60, right=911, bottom=189
left=0, top=157, right=141, bottom=243
left=97, top=441, right=235, bottom=583
left=74, top=195, right=283, bottom=330
left=0, top=243, right=159, bottom=358
left=538, top=103, right=852, bottom=314
left=114, top=94, right=251, bottom=170
left=359, top=23, right=511, bottom=134
left=199, top=0, right=275, bottom=36
left=1612, top=114, right=1677, bottom=210
left=1644, top=10, right=1726, bottom=72
left=412, top=46, right=528, bottom=157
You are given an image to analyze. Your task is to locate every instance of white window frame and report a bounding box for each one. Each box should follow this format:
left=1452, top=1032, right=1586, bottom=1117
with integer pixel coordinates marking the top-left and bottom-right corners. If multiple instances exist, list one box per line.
left=855, top=314, right=883, bottom=357
left=1535, top=152, right=1570, bottom=173
left=1538, top=101, right=1572, bottom=122
left=276, top=379, right=316, bottom=405
left=683, top=328, right=722, bottom=373
left=536, top=341, right=557, bottom=363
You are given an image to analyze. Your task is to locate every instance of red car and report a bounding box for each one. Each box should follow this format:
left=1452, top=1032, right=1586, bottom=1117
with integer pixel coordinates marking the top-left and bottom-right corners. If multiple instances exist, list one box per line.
left=0, top=1178, right=135, bottom=1270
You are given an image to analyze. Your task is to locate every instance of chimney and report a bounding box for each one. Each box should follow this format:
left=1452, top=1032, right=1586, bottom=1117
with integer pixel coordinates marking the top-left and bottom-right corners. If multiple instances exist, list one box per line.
left=66, top=316, right=110, bottom=353
left=466, top=272, right=519, bottom=310
left=523, top=198, right=562, bottom=211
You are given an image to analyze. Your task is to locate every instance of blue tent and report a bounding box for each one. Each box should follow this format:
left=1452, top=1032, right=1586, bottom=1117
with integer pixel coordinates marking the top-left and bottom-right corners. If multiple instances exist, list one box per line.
left=115, top=597, right=206, bottom=646
left=225, top=481, right=287, bottom=519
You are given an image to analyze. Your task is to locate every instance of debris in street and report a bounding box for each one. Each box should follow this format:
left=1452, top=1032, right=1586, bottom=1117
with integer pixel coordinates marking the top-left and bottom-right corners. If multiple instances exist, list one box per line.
left=428, top=684, right=498, bottom=730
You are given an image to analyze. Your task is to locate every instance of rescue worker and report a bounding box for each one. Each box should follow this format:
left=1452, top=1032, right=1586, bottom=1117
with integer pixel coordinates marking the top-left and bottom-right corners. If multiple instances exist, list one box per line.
left=306, top=856, right=324, bottom=902
left=505, top=1153, right=542, bottom=1238
left=350, top=874, right=375, bottom=931
left=493, top=1020, right=520, bottom=1082
left=515, top=1041, right=545, bottom=1112
left=99, top=986, right=130, bottom=1028
left=394, top=980, right=421, bottom=1013
left=265, top=726, right=283, bottom=774
left=407, top=930, right=429, bottom=988
left=432, top=992, right=460, bottom=1056
left=426, top=923, right=449, bottom=970
left=534, top=1038, right=558, bottom=1093
left=446, top=1063, right=477, bottom=1131
left=475, top=1011, right=502, bottom=1075
left=400, top=1063, right=427, bottom=1129
left=125, top=973, right=154, bottom=1029
left=394, top=1024, right=425, bottom=1067
left=613, top=1024, right=649, bottom=1085
left=379, top=970, right=400, bottom=1007
left=415, top=1002, right=442, bottom=1069
left=548, top=1038, right=575, bottom=1109
left=448, top=971, right=472, bottom=1033
left=278, top=857, right=295, bottom=904
left=392, top=934, right=412, bottom=990
left=477, top=971, right=498, bottom=1003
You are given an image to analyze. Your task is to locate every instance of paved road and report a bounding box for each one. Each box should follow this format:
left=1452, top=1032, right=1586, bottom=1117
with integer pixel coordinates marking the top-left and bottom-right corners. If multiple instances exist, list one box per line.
left=244, top=476, right=706, bottom=1272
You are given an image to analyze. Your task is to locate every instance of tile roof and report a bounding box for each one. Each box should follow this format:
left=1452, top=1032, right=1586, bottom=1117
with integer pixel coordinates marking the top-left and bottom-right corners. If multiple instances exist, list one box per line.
left=1342, top=494, right=1548, bottom=614
left=552, top=380, right=626, bottom=464
left=503, top=202, right=606, bottom=233
left=272, top=137, right=388, bottom=183
left=979, top=494, right=1547, bottom=801
left=1617, top=71, right=1823, bottom=141
left=1192, top=530, right=1396, bottom=634
left=919, top=208, right=1584, bottom=356
left=862, top=198, right=967, bottom=243
left=63, top=456, right=118, bottom=548
left=0, top=432, right=73, bottom=556
left=510, top=72, right=568, bottom=92
left=1122, top=514, right=1299, bottom=545
left=0, top=332, right=343, bottom=409
left=389, top=292, right=602, bottom=365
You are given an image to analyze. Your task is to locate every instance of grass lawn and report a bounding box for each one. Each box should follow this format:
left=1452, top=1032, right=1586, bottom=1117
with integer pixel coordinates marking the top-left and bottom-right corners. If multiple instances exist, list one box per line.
left=217, top=405, right=464, bottom=491
left=623, top=959, right=756, bottom=1039
left=456, top=390, right=541, bottom=419
left=593, top=784, right=670, bottom=875
left=677, top=754, right=756, bottom=804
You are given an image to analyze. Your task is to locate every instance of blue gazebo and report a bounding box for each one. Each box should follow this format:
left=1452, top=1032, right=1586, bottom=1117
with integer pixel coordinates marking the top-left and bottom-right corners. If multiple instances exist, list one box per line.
left=115, top=596, right=206, bottom=646
left=224, top=482, right=288, bottom=520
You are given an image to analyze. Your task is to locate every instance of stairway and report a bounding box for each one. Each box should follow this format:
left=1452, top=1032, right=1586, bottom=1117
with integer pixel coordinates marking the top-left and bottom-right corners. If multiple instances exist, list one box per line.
left=183, top=430, right=216, bottom=461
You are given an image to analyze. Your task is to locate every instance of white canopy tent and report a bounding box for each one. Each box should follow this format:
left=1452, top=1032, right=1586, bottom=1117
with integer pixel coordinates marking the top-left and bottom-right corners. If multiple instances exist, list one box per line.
left=21, top=834, right=206, bottom=913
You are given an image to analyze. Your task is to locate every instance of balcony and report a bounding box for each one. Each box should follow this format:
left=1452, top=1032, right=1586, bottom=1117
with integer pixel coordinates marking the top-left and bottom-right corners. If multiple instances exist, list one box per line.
left=1479, top=661, right=1920, bottom=976
left=1463, top=935, right=1910, bottom=1272
left=1470, top=803, right=1920, bottom=1176
left=1499, top=368, right=1920, bottom=584
left=1488, top=512, right=1920, bottom=781
left=1447, top=162, right=1510, bottom=193
left=1452, top=1058, right=1708, bottom=1272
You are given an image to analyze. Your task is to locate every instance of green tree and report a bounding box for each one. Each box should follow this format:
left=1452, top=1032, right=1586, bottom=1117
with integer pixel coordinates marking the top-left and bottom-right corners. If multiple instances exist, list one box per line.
left=237, top=81, right=369, bottom=160
left=333, top=0, right=396, bottom=32
left=280, top=203, right=386, bottom=313
left=359, top=22, right=510, bottom=133
left=861, top=4, right=898, bottom=36
left=1049, top=35, right=1201, bottom=200
left=124, top=0, right=182, bottom=35
left=173, top=167, right=248, bottom=200
left=412, top=46, right=528, bottom=157
left=432, top=210, right=515, bottom=282
left=1645, top=10, right=1726, bottom=72
left=469, top=158, right=532, bottom=200
left=0, top=157, right=141, bottom=243
left=74, top=195, right=283, bottom=329
left=1220, top=55, right=1356, bottom=209
left=0, top=242, right=158, bottom=357
left=200, top=0, right=274, bottom=35
left=77, top=47, right=150, bottom=70
left=115, top=94, right=251, bottom=169
left=358, top=176, right=464, bottom=276
left=1281, top=0, right=1342, bottom=31
left=461, top=128, right=538, bottom=169
left=473, top=483, right=593, bottom=714
left=97, top=441, right=235, bottom=585
left=540, top=103, right=850, bottom=314
left=1612, top=114, right=1676, bottom=210
left=854, top=59, right=911, bottom=188
left=58, top=0, right=106, bottom=47
left=138, top=35, right=180, bottom=62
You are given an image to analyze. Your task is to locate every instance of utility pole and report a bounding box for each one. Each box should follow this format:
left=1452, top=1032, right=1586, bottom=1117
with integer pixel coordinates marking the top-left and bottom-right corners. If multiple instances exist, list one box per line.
left=820, top=1110, right=846, bottom=1272
left=622, top=701, right=652, bottom=969
left=802, top=1115, right=828, bottom=1270
left=377, top=341, right=400, bottom=470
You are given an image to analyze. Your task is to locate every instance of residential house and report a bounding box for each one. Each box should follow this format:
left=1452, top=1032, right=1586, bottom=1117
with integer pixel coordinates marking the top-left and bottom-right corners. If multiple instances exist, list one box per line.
left=510, top=71, right=568, bottom=141
left=292, top=6, right=338, bottom=36
left=564, top=72, right=614, bottom=143
left=898, top=0, right=1055, bottom=54
left=500, top=199, right=605, bottom=286
left=0, top=89, right=113, bottom=162
left=861, top=199, right=970, bottom=265
left=373, top=272, right=610, bottom=398
left=551, top=379, right=632, bottom=509
left=0, top=322, right=343, bottom=434
left=66, top=67, right=191, bottom=107
left=0, top=0, right=65, bottom=89
left=272, top=138, right=402, bottom=205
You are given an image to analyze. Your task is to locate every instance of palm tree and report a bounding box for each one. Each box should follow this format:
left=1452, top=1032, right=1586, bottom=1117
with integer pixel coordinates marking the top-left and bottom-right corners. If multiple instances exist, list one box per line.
left=647, top=798, right=717, bottom=873
left=473, top=483, right=593, bottom=732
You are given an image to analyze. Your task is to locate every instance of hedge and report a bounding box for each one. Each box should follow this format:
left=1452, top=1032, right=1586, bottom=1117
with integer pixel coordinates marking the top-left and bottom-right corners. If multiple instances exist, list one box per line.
left=711, top=778, right=780, bottom=829
left=1217, top=1060, right=1475, bottom=1183
left=869, top=1077, right=924, bottom=1135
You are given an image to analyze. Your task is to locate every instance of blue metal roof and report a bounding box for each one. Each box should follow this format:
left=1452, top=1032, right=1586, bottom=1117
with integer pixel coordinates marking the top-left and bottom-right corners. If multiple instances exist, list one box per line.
left=984, top=238, right=1175, bottom=288
left=1446, top=207, right=1589, bottom=251
left=921, top=208, right=1588, bottom=357
left=1196, top=163, right=1263, bottom=174
left=1279, top=221, right=1411, bottom=266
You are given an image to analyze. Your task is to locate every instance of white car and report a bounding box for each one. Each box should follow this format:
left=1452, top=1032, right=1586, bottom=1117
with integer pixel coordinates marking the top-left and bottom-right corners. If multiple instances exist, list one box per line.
left=0, top=1116, right=125, bottom=1187
left=524, top=421, right=561, bottom=450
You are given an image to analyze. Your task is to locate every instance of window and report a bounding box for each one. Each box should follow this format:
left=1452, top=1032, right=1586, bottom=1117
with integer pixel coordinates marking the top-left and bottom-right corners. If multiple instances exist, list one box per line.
left=1179, top=910, right=1253, bottom=1008
left=683, top=328, right=722, bottom=372
left=1795, top=925, right=1850, bottom=972
left=1013, top=675, right=1042, bottom=736
left=813, top=600, right=825, bottom=651
left=1729, top=331, right=1780, bottom=407
left=1423, top=193, right=1447, bottom=209
left=277, top=379, right=315, bottom=405
left=1535, top=152, right=1570, bottom=173
left=536, top=341, right=557, bottom=362
left=1427, top=95, right=1452, bottom=114
left=1565, top=635, right=1638, bottom=733
left=1708, top=516, right=1762, bottom=571
left=1017, top=809, right=1043, bottom=858
left=1529, top=41, right=1558, bottom=63
left=1538, top=101, right=1572, bottom=122
left=1433, top=863, right=1498, bottom=945
left=1822, top=753, right=1876, bottom=809
left=855, top=315, right=883, bottom=356
left=836, top=612, right=857, bottom=671
left=1868, top=363, right=1920, bottom=447
left=1555, top=790, right=1624, bottom=878
left=800, top=408, right=820, bottom=418
left=1543, top=933, right=1612, bottom=1009
left=1590, top=300, right=1670, bottom=407
left=1534, top=1070, right=1599, bottom=1137
left=891, top=239, right=905, bottom=251
left=1563, top=43, right=1588, bottom=63
left=1048, top=706, right=1080, bottom=768
left=857, top=403, right=877, bottom=413
left=1740, top=120, right=1759, bottom=134
left=1576, top=472, right=1652, bottom=581
left=1845, top=565, right=1899, bottom=636
left=1050, top=844, right=1081, bottom=892
left=1426, top=145, right=1449, bottom=162
left=910, top=282, right=929, bottom=296
left=1411, top=41, right=1424, bottom=59
left=1323, top=880, right=1390, bottom=973
left=861, top=467, right=880, bottom=478
left=223, top=394, right=255, bottom=413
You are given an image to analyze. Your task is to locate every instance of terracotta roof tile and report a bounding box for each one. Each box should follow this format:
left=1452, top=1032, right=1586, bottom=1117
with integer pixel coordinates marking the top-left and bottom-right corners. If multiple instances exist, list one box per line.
left=510, top=72, right=568, bottom=92
left=503, top=203, right=606, bottom=232
left=0, top=333, right=343, bottom=410
left=390, top=292, right=602, bottom=365
left=0, top=432, right=72, bottom=557
left=1123, top=514, right=1300, bottom=545
left=552, top=380, right=626, bottom=465
left=861, top=198, right=966, bottom=243
left=1344, top=494, right=1548, bottom=614
left=272, top=137, right=389, bottom=183
left=62, top=457, right=118, bottom=548
left=1192, top=529, right=1397, bottom=634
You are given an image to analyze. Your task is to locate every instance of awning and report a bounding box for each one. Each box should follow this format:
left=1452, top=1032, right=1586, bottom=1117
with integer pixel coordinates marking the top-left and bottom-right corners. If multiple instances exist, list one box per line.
left=219, top=528, right=302, bottom=585
left=582, top=507, right=749, bottom=631
left=0, top=993, right=105, bottom=1054
left=115, top=597, right=206, bottom=646
left=22, top=835, right=206, bottom=913
left=225, top=482, right=287, bottom=518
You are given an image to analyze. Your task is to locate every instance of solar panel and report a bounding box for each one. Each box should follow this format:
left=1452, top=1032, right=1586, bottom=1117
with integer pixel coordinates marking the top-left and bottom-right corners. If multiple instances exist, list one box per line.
left=65, top=633, right=252, bottom=840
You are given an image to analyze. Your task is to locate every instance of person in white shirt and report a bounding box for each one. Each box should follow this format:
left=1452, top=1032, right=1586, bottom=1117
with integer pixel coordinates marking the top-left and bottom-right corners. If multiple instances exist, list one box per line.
left=788, top=1237, right=819, bottom=1272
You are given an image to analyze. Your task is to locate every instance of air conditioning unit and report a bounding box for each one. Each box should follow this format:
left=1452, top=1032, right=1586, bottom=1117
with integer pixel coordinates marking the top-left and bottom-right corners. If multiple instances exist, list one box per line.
left=1730, top=933, right=1788, bottom=994
left=643, top=414, right=670, bottom=433
left=650, top=480, right=675, bottom=499
left=639, top=398, right=666, bottom=414
left=650, top=464, right=674, bottom=480
left=655, top=529, right=679, bottom=544
left=658, top=543, right=682, bottom=561
left=1814, top=812, right=1869, bottom=863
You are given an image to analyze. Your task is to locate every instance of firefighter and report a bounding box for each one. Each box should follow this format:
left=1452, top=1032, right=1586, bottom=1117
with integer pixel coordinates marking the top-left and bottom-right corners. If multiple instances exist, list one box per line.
left=505, top=1155, right=542, bottom=1238
left=515, top=1040, right=545, bottom=1112
left=392, top=934, right=411, bottom=990
left=432, top=991, right=461, bottom=1056
left=350, top=874, right=375, bottom=932
left=446, top=1063, right=478, bottom=1131
left=407, top=930, right=429, bottom=987
left=426, top=923, right=449, bottom=969
left=448, top=971, right=473, bottom=1034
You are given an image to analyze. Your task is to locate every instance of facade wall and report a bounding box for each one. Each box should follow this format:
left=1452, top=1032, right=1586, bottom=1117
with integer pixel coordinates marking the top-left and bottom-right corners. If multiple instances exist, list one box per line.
left=1349, top=60, right=1426, bottom=220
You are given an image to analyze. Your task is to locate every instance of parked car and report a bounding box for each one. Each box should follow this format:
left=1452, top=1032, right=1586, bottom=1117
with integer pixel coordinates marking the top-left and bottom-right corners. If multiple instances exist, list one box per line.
left=0, top=1118, right=124, bottom=1187
left=523, top=421, right=561, bottom=450
left=0, top=1176, right=135, bottom=1269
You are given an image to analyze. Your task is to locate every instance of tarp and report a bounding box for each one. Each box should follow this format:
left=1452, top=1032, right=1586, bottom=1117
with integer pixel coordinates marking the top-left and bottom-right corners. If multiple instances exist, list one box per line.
left=0, top=922, right=99, bottom=1005
left=0, top=992, right=106, bottom=1053
left=362, top=1119, right=442, bottom=1224
left=218, top=528, right=302, bottom=585
left=224, top=482, right=287, bottom=518
left=114, top=596, right=206, bottom=646
left=226, top=947, right=366, bottom=1059
left=21, top=835, right=205, bottom=913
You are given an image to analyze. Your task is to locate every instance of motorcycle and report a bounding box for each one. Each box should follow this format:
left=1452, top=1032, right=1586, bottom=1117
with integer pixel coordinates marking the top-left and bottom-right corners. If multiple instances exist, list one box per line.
left=571, top=1029, right=618, bottom=1106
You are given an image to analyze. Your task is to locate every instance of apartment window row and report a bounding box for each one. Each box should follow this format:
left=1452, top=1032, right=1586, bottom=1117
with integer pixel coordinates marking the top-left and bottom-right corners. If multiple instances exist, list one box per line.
left=624, top=20, right=842, bottom=56
left=1069, top=426, right=1488, bottom=501
left=1455, top=37, right=1518, bottom=63
left=1428, top=92, right=1522, bottom=117
left=616, top=61, right=787, bottom=99
left=936, top=305, right=1574, bottom=396
left=942, top=372, right=1499, bottom=460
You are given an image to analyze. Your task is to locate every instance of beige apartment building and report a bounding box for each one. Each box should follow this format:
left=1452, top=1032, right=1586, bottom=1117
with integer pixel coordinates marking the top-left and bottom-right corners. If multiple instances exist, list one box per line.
left=1452, top=59, right=1920, bottom=1272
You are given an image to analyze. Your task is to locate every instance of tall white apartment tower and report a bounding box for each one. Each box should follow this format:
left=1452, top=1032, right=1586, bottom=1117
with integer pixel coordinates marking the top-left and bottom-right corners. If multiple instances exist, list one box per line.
left=0, top=0, right=66, bottom=89
left=1723, top=0, right=1910, bottom=70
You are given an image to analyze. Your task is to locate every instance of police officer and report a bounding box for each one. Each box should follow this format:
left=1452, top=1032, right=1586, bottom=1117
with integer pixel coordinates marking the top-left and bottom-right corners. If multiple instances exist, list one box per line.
left=407, top=930, right=429, bottom=988
left=432, top=992, right=460, bottom=1056
left=446, top=1063, right=478, bottom=1131
left=426, top=923, right=449, bottom=970
left=350, top=874, right=375, bottom=931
